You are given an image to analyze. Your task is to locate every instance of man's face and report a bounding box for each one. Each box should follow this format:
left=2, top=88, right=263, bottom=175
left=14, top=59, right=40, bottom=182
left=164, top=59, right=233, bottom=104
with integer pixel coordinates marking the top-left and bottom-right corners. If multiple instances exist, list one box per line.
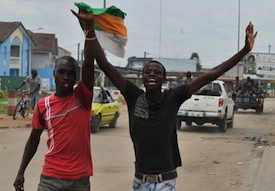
left=54, top=59, right=76, bottom=95
left=31, top=70, right=37, bottom=78
left=142, top=62, right=166, bottom=91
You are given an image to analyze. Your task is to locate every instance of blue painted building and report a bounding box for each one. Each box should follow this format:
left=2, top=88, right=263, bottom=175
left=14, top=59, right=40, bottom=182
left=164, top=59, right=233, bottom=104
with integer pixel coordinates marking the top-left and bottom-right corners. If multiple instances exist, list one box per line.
left=0, top=22, right=34, bottom=76
left=0, top=21, right=71, bottom=90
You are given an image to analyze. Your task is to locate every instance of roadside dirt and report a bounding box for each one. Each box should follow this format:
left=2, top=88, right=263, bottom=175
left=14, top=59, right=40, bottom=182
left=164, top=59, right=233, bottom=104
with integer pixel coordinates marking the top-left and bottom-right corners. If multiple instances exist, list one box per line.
left=0, top=113, right=32, bottom=128
left=175, top=98, right=275, bottom=191
left=1, top=99, right=275, bottom=191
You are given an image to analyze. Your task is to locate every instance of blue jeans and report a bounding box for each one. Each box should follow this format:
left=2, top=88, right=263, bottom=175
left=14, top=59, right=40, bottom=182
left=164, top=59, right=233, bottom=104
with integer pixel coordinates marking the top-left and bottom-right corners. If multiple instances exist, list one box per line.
left=30, top=93, right=41, bottom=109
left=37, top=174, right=90, bottom=191
left=133, top=177, right=176, bottom=191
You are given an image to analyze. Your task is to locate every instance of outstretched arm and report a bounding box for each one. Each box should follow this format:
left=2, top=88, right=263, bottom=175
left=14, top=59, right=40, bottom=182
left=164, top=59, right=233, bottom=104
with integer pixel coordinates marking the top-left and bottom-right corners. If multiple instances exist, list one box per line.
left=94, top=40, right=126, bottom=93
left=15, top=81, right=26, bottom=91
left=71, top=9, right=96, bottom=91
left=188, top=22, right=257, bottom=96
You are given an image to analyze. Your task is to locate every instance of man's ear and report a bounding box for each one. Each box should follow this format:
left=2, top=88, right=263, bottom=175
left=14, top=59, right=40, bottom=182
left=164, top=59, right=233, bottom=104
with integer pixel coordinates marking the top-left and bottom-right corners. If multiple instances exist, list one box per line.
left=163, top=77, right=167, bottom=83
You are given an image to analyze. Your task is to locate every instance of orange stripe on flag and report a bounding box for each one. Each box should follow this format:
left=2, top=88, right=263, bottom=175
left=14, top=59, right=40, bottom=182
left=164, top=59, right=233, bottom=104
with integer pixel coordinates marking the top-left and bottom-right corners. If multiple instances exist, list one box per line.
left=94, top=13, right=127, bottom=37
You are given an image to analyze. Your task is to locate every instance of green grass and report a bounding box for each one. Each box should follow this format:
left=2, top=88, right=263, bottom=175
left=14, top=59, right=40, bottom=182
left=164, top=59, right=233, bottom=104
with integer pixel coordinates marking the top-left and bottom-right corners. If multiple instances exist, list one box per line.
left=0, top=96, right=8, bottom=115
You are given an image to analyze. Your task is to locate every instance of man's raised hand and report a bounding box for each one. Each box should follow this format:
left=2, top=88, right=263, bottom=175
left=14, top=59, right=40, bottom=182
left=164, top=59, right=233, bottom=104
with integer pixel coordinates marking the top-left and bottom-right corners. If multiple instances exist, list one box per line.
left=245, top=21, right=258, bottom=51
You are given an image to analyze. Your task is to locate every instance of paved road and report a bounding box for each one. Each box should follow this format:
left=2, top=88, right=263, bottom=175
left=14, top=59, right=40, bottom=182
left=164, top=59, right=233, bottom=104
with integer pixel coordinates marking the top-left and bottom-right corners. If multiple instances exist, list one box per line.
left=1, top=99, right=275, bottom=191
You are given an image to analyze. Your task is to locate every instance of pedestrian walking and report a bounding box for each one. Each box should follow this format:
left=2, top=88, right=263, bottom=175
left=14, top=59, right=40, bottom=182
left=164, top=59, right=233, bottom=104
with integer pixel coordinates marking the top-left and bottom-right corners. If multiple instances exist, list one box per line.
left=14, top=9, right=96, bottom=191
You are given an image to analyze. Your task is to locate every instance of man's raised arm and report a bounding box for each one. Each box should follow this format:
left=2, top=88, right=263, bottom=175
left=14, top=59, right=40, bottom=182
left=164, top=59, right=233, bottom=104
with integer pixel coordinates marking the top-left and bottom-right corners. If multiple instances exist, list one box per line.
left=188, top=22, right=257, bottom=96
left=71, top=9, right=96, bottom=91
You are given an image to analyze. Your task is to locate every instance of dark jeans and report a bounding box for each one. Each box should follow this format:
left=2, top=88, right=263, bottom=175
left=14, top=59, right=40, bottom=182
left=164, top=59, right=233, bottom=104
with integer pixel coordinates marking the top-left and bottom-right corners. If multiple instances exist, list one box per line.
left=38, top=174, right=90, bottom=191
left=30, top=93, right=41, bottom=109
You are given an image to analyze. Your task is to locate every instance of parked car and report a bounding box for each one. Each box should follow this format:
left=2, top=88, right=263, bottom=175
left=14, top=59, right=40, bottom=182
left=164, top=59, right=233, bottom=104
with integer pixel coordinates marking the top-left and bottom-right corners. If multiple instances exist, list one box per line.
left=91, top=87, right=120, bottom=133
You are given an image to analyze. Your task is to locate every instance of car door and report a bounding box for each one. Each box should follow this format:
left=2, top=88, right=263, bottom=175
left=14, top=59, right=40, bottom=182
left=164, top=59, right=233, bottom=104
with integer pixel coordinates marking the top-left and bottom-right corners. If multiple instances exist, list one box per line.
left=99, top=88, right=111, bottom=124
left=103, top=90, right=118, bottom=121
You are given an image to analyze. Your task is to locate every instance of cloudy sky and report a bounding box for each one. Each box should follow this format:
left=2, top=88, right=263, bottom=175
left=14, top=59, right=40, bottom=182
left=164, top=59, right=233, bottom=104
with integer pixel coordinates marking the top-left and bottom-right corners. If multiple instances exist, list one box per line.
left=1, top=0, right=274, bottom=68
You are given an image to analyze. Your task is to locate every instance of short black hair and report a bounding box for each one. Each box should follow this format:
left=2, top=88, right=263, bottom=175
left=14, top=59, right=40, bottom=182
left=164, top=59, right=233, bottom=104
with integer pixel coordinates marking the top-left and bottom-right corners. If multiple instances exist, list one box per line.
left=186, top=71, right=192, bottom=78
left=143, top=60, right=166, bottom=78
left=55, top=56, right=78, bottom=70
left=31, top=69, right=37, bottom=73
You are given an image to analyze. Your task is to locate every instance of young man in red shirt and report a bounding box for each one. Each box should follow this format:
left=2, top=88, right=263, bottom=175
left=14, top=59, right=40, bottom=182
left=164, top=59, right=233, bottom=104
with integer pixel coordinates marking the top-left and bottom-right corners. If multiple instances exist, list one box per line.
left=14, top=10, right=96, bottom=191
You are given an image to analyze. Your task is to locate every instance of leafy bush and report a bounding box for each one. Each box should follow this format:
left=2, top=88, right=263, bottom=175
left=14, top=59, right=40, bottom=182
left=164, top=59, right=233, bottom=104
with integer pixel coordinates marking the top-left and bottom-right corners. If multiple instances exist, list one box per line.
left=0, top=89, right=4, bottom=99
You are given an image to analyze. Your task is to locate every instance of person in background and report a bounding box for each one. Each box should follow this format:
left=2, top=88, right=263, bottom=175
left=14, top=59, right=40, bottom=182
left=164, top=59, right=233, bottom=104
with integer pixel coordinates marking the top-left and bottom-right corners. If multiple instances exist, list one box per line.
left=233, top=76, right=242, bottom=93
left=13, top=9, right=96, bottom=191
left=243, top=76, right=256, bottom=93
left=15, top=69, right=41, bottom=110
left=184, top=71, right=193, bottom=85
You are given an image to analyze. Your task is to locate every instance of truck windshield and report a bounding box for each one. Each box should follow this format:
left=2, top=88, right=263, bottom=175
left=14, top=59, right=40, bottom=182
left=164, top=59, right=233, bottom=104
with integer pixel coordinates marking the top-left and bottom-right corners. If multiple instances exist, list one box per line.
left=196, top=83, right=221, bottom=96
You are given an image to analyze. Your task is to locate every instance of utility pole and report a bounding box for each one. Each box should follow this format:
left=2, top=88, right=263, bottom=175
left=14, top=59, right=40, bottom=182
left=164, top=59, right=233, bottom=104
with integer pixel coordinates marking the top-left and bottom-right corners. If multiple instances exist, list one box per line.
left=159, top=0, right=162, bottom=57
left=269, top=44, right=271, bottom=54
left=26, top=27, right=43, bottom=76
left=27, top=31, right=30, bottom=76
left=77, top=42, right=80, bottom=61
left=101, top=0, right=106, bottom=87
left=236, top=0, right=241, bottom=77
left=144, top=51, right=147, bottom=67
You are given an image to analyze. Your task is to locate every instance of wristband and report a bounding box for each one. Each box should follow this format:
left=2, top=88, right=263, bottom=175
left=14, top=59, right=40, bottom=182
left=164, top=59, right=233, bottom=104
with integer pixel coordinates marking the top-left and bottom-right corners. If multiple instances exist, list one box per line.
left=84, top=29, right=93, bottom=37
left=85, top=37, right=97, bottom=41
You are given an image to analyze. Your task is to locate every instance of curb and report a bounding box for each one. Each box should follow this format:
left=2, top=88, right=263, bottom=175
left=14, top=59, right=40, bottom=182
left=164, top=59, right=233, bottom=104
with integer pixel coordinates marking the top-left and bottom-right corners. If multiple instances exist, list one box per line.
left=251, top=146, right=275, bottom=191
left=0, top=123, right=31, bottom=129
left=0, top=126, right=9, bottom=129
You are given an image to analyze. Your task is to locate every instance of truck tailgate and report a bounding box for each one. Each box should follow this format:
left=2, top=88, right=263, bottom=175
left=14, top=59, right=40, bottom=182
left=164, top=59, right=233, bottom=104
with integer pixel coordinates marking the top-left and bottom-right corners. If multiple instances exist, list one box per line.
left=180, top=95, right=220, bottom=112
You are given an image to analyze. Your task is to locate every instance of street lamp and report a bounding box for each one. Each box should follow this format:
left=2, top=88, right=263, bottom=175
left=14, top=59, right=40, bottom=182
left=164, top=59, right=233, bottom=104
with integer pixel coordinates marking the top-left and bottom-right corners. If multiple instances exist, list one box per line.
left=159, top=0, right=162, bottom=57
left=27, top=27, right=43, bottom=76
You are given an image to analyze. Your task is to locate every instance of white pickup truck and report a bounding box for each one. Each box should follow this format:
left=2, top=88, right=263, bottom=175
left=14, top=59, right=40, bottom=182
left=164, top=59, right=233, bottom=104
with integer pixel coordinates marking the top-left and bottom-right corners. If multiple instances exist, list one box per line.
left=177, top=80, right=235, bottom=132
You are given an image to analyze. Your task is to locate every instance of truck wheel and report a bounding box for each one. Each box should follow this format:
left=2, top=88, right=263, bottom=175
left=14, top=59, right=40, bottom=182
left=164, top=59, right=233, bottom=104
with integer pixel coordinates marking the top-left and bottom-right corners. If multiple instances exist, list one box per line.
left=176, top=118, right=182, bottom=130
left=260, top=105, right=264, bottom=113
left=256, top=107, right=263, bottom=114
left=219, top=114, right=227, bottom=133
left=227, top=111, right=234, bottom=128
left=186, top=121, right=192, bottom=126
left=109, top=112, right=119, bottom=128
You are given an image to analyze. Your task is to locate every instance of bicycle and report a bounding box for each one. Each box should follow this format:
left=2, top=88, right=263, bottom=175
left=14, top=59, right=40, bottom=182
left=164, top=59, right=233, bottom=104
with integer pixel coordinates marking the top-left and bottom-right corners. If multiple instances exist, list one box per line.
left=13, top=90, right=29, bottom=120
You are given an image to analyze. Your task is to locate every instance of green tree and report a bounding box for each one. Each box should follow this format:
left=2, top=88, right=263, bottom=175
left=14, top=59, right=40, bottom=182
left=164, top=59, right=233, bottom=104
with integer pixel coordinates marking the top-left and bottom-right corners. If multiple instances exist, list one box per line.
left=190, top=52, right=202, bottom=71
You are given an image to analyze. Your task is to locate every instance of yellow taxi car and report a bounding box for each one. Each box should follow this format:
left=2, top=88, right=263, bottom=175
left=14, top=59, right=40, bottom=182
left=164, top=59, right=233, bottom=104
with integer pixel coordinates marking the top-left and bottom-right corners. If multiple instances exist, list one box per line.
left=91, top=87, right=120, bottom=133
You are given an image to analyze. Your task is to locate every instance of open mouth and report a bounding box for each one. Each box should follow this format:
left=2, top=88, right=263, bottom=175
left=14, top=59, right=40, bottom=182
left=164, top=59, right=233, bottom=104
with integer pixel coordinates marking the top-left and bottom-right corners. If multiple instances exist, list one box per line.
left=147, top=78, right=157, bottom=85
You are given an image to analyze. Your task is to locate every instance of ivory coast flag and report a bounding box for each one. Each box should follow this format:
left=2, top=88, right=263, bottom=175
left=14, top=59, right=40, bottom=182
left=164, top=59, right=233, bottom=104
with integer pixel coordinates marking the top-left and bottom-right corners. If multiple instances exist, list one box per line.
left=74, top=2, right=127, bottom=58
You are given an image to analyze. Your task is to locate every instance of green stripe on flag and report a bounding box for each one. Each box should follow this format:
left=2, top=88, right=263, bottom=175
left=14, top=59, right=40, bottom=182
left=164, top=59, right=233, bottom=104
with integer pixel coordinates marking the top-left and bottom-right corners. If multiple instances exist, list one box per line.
left=74, top=2, right=127, bottom=19
left=94, top=23, right=104, bottom=32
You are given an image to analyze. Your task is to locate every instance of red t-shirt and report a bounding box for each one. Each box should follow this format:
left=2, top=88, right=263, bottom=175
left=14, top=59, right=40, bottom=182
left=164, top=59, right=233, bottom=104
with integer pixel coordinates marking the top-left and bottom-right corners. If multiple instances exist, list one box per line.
left=32, top=81, right=93, bottom=179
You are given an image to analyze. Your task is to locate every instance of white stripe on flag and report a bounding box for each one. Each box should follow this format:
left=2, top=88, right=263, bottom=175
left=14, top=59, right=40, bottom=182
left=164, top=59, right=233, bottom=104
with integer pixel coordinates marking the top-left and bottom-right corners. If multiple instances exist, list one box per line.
left=95, top=30, right=127, bottom=58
